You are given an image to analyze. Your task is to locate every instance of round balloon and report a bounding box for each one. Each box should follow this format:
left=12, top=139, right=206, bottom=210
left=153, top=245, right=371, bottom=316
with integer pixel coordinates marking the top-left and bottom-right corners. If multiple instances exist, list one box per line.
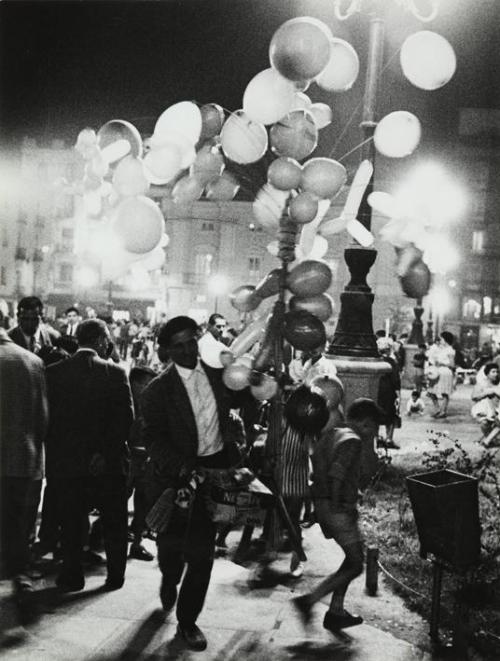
left=139, top=245, right=165, bottom=271
left=400, top=31, right=456, bottom=91
left=143, top=144, right=183, bottom=183
left=220, top=110, right=268, bottom=164
left=400, top=259, right=432, bottom=298
left=309, top=374, right=344, bottom=409
left=374, top=111, right=421, bottom=158
left=223, top=363, right=251, bottom=391
left=251, top=374, right=278, bottom=401
left=282, top=309, right=326, bottom=351
left=290, top=92, right=312, bottom=111
left=270, top=109, right=318, bottom=161
left=154, top=101, right=202, bottom=145
left=269, top=17, right=332, bottom=82
left=200, top=103, right=225, bottom=141
left=75, top=128, right=98, bottom=160
left=113, top=196, right=164, bottom=254
left=310, top=102, right=333, bottom=129
left=112, top=156, right=150, bottom=197
left=289, top=293, right=333, bottom=321
left=243, top=68, right=296, bottom=125
left=150, top=130, right=197, bottom=169
left=172, top=175, right=204, bottom=204
left=199, top=338, right=227, bottom=369
left=289, top=191, right=318, bottom=225
left=300, top=157, right=347, bottom=200
left=267, top=157, right=302, bottom=191
left=287, top=259, right=332, bottom=296
left=190, top=146, right=225, bottom=186
left=229, top=285, right=261, bottom=313
left=220, top=350, right=236, bottom=367
left=316, top=38, right=360, bottom=92
left=205, top=171, right=240, bottom=201
left=97, top=120, right=143, bottom=159
left=284, top=384, right=329, bottom=433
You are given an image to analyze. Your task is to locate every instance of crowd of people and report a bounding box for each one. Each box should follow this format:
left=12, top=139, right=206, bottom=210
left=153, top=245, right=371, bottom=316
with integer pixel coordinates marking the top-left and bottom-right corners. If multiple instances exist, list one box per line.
left=0, top=295, right=490, bottom=650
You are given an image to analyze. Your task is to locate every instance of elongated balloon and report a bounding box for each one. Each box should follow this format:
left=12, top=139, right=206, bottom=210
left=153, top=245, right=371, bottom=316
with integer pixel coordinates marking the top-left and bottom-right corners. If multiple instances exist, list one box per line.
left=342, top=159, right=373, bottom=219
left=298, top=199, right=331, bottom=259
left=229, top=315, right=267, bottom=357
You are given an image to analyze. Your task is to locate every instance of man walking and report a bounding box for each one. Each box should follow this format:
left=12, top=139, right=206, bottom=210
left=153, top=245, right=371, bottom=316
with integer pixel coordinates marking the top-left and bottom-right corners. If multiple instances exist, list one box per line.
left=142, top=316, right=242, bottom=651
left=45, top=319, right=134, bottom=591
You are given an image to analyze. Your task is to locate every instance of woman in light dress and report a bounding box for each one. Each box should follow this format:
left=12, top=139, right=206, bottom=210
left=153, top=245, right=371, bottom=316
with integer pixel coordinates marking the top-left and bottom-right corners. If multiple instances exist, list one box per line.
left=426, top=331, right=456, bottom=418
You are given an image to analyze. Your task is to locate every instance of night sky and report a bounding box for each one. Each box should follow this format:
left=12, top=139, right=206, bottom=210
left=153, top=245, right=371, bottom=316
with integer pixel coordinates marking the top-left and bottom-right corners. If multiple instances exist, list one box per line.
left=0, top=0, right=498, bottom=158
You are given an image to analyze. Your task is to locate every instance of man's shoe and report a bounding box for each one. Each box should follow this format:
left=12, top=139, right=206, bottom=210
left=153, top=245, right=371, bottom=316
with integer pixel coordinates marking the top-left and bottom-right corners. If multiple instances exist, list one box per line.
left=56, top=574, right=85, bottom=592
left=83, top=549, right=104, bottom=565
left=292, top=595, right=312, bottom=626
left=290, top=552, right=305, bottom=578
left=160, top=580, right=177, bottom=612
left=323, top=610, right=363, bottom=632
left=129, top=544, right=154, bottom=561
left=103, top=576, right=125, bottom=591
left=177, top=623, right=207, bottom=651
left=385, top=440, right=400, bottom=450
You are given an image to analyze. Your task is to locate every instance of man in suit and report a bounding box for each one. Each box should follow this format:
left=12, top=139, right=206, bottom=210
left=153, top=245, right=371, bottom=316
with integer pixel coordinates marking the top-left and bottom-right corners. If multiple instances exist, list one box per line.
left=45, top=319, right=134, bottom=592
left=0, top=316, right=48, bottom=609
left=8, top=296, right=55, bottom=355
left=142, top=316, right=242, bottom=652
left=62, top=306, right=80, bottom=338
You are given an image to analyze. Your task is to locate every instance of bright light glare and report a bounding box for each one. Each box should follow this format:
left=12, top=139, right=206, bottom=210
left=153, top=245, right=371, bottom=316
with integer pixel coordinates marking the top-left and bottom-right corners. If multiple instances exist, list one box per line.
left=208, top=273, right=229, bottom=295
left=76, top=266, right=99, bottom=289
left=429, top=285, right=452, bottom=315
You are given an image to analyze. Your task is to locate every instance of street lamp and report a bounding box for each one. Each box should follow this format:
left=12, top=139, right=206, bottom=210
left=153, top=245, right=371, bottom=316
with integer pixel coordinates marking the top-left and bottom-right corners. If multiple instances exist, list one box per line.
left=207, top=273, right=229, bottom=313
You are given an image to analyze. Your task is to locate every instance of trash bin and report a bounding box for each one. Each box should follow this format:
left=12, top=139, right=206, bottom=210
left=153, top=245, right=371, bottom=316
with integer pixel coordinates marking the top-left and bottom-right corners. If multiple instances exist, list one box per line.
left=406, top=469, right=481, bottom=570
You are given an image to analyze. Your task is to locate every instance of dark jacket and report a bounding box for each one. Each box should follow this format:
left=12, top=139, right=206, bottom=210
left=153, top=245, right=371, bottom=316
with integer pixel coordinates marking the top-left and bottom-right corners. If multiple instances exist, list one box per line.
left=141, top=360, right=239, bottom=500
left=45, top=350, right=134, bottom=478
left=8, top=324, right=54, bottom=353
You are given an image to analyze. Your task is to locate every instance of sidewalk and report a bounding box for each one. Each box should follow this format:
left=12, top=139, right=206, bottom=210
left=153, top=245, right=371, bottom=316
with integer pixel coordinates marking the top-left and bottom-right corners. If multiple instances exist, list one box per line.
left=0, top=384, right=480, bottom=660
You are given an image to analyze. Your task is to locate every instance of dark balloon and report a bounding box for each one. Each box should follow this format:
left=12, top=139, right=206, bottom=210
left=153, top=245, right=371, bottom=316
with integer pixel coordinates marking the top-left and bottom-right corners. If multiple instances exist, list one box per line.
left=284, top=384, right=329, bottom=433
left=254, top=268, right=282, bottom=299
left=282, top=309, right=326, bottom=351
left=399, top=259, right=432, bottom=298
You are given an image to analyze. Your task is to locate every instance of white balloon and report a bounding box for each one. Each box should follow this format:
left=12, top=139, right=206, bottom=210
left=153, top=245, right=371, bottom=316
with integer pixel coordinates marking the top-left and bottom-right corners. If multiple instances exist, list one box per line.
left=220, top=110, right=268, bottom=164
left=154, top=101, right=202, bottom=145
left=319, top=215, right=348, bottom=236
left=143, top=145, right=183, bottom=183
left=159, top=233, right=170, bottom=248
left=316, top=38, right=360, bottom=92
left=310, top=102, right=333, bottom=129
left=346, top=219, right=374, bottom=247
left=253, top=183, right=288, bottom=231
left=374, top=111, right=421, bottom=158
left=307, top=234, right=329, bottom=260
left=151, top=130, right=196, bottom=169
left=100, top=139, right=131, bottom=164
left=290, top=92, right=312, bottom=111
left=139, top=246, right=165, bottom=271
left=243, top=68, right=296, bottom=125
left=400, top=31, right=456, bottom=91
left=367, top=191, right=399, bottom=218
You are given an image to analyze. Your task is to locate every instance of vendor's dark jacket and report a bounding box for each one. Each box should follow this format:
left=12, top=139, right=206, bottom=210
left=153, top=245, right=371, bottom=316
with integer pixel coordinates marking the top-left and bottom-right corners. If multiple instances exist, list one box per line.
left=45, top=350, right=134, bottom=478
left=141, top=360, right=241, bottom=502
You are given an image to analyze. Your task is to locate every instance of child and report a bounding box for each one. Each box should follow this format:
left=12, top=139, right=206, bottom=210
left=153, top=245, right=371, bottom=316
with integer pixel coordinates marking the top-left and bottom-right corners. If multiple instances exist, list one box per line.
left=406, top=390, right=425, bottom=416
left=292, top=398, right=383, bottom=634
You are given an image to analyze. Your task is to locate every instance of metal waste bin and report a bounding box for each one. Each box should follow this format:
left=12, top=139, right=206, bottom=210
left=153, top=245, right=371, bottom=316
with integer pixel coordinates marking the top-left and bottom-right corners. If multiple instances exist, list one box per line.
left=406, top=469, right=481, bottom=570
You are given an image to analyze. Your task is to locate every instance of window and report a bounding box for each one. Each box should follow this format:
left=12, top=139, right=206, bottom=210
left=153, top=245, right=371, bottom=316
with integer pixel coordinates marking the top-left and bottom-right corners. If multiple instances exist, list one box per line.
left=462, top=297, right=481, bottom=320
left=1, top=227, right=8, bottom=247
left=202, top=222, right=214, bottom=231
left=0, top=266, right=6, bottom=286
left=61, top=227, right=74, bottom=250
left=249, top=256, right=261, bottom=279
left=472, top=230, right=484, bottom=253
left=194, top=252, right=213, bottom=278
left=59, top=263, right=73, bottom=282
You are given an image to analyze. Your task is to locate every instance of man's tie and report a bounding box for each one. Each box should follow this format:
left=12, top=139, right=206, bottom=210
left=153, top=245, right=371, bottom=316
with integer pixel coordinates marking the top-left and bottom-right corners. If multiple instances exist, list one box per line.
left=29, top=335, right=35, bottom=352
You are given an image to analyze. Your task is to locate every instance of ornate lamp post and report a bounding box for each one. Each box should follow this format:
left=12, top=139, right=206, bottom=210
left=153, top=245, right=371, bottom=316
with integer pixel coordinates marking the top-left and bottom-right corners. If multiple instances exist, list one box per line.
left=327, top=0, right=439, bottom=407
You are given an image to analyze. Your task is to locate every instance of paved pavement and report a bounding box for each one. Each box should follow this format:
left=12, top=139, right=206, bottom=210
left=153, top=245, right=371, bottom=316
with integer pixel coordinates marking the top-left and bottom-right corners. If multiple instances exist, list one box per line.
left=0, top=384, right=482, bottom=660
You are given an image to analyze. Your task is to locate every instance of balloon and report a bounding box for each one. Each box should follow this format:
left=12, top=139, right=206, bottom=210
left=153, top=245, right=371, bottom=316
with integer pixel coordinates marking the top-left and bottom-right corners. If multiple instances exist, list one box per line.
left=300, top=158, right=347, bottom=200
left=341, top=159, right=373, bottom=220
left=229, top=315, right=267, bottom=355
left=223, top=363, right=251, bottom=391
left=150, top=130, right=197, bottom=169
left=374, top=111, right=421, bottom=158
left=112, top=155, right=150, bottom=197
left=316, top=38, right=360, bottom=92
left=309, top=374, right=344, bottom=409
left=270, top=109, right=318, bottom=161
left=289, top=191, right=318, bottom=225
left=290, top=92, right=312, bottom=111
left=143, top=144, right=183, bottom=183
left=297, top=199, right=330, bottom=259
left=367, top=191, right=400, bottom=218
left=400, top=259, right=432, bottom=298
left=75, top=128, right=98, bottom=160
left=101, top=246, right=139, bottom=281
left=243, top=68, right=296, bottom=125
left=154, top=101, right=202, bottom=145
left=229, top=285, right=262, bottom=313
left=289, top=293, right=333, bottom=321
left=251, top=374, right=278, bottom=401
left=199, top=337, right=227, bottom=369
left=267, top=240, right=279, bottom=257
left=220, top=110, right=268, bottom=164
left=267, top=157, right=302, bottom=191
left=139, top=245, right=166, bottom=271
left=253, top=183, right=289, bottom=231
left=101, top=139, right=131, bottom=165
left=400, top=31, right=456, bottom=91
left=159, top=233, right=170, bottom=248
left=97, top=119, right=143, bottom=159
left=287, top=259, right=332, bottom=296
left=200, top=103, right=225, bottom=141
left=235, top=353, right=254, bottom=369
left=395, top=245, right=423, bottom=277
left=172, top=175, right=204, bottom=204
left=254, top=268, right=281, bottom=299
left=190, top=146, right=225, bottom=186
left=319, top=215, right=348, bottom=236
left=83, top=189, right=102, bottom=217
left=220, top=350, right=236, bottom=367
left=113, top=196, right=164, bottom=254
left=306, top=234, right=329, bottom=260
left=284, top=384, right=329, bottom=433
left=310, top=102, right=333, bottom=129
left=282, top=309, right=326, bottom=351
left=205, top=171, right=240, bottom=201
left=346, top=219, right=375, bottom=247
left=269, top=17, right=332, bottom=82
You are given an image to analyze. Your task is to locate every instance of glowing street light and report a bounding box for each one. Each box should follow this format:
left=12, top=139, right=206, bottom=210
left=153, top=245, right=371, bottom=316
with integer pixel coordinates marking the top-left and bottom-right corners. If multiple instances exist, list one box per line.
left=208, top=273, right=229, bottom=313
